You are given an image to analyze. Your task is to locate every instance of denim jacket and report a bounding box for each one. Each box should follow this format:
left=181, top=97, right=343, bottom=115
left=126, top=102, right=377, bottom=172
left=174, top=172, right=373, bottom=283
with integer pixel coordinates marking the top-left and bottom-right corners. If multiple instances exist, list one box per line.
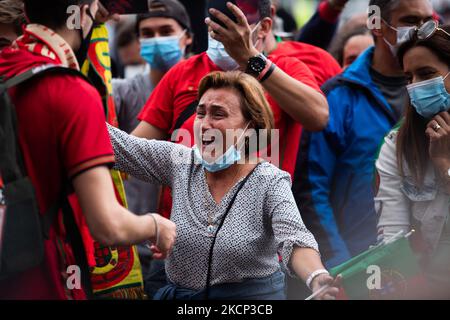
left=375, top=130, right=450, bottom=255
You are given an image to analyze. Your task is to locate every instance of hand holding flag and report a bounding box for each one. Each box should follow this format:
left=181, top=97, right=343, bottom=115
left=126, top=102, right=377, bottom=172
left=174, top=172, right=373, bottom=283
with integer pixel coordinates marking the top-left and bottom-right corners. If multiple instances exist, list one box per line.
left=309, top=274, right=342, bottom=300
left=309, top=230, right=430, bottom=300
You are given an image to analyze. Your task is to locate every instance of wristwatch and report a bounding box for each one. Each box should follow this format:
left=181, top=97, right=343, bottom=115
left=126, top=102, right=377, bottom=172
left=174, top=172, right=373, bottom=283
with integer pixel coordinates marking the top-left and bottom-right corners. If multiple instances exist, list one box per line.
left=245, top=53, right=267, bottom=78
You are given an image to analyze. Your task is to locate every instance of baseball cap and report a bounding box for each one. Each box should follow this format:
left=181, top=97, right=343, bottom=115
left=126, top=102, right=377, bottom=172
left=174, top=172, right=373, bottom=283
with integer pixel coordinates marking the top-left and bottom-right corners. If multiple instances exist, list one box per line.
left=137, top=0, right=191, bottom=32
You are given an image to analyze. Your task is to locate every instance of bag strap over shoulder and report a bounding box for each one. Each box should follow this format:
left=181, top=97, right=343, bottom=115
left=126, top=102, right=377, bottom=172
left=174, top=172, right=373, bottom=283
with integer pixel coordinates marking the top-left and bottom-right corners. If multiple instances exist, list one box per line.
left=0, top=65, right=93, bottom=294
left=0, top=64, right=87, bottom=238
left=0, top=64, right=86, bottom=183
left=204, top=162, right=262, bottom=299
left=3, top=64, right=85, bottom=89
left=172, top=99, right=198, bottom=133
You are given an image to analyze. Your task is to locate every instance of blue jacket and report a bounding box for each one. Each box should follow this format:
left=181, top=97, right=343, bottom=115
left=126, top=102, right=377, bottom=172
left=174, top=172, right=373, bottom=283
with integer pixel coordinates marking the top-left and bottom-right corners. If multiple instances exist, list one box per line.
left=292, top=47, right=401, bottom=268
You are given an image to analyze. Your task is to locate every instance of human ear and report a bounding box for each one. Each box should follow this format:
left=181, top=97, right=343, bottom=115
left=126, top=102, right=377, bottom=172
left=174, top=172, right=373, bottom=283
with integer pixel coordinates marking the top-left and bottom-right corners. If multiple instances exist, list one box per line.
left=182, top=32, right=193, bottom=47
left=258, top=18, right=272, bottom=39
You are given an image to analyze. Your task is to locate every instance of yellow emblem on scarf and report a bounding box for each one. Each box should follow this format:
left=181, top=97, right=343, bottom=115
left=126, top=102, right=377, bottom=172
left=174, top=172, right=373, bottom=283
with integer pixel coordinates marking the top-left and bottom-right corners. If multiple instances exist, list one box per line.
left=81, top=24, right=145, bottom=299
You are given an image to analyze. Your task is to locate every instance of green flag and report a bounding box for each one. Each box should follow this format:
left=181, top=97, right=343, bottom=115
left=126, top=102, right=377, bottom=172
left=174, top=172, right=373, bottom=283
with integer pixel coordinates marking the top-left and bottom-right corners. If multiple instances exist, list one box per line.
left=329, top=236, right=427, bottom=300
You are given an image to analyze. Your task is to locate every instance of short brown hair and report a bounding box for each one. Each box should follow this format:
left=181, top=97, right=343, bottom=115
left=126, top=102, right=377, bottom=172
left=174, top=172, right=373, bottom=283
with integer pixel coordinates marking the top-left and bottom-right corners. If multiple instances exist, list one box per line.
left=197, top=71, right=275, bottom=150
left=23, top=0, right=93, bottom=30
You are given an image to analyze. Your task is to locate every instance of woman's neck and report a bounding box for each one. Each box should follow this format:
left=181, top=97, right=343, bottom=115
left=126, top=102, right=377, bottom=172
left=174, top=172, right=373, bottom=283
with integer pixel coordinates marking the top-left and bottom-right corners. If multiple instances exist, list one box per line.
left=207, top=164, right=241, bottom=182
left=205, top=161, right=260, bottom=204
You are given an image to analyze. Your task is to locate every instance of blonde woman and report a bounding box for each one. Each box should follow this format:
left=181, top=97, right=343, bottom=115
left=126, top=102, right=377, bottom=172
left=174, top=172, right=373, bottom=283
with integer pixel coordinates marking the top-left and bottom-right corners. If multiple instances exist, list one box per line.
left=108, top=71, right=340, bottom=300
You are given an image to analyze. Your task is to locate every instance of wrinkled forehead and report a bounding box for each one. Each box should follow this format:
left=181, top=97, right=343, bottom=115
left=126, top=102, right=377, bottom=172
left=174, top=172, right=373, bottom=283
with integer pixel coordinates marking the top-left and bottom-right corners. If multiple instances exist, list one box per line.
left=199, top=87, right=242, bottom=109
left=207, top=0, right=261, bottom=25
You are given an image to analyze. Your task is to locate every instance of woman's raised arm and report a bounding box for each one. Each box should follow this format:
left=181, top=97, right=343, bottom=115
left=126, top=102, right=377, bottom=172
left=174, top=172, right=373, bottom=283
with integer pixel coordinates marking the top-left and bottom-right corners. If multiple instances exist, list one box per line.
left=108, top=123, right=192, bottom=187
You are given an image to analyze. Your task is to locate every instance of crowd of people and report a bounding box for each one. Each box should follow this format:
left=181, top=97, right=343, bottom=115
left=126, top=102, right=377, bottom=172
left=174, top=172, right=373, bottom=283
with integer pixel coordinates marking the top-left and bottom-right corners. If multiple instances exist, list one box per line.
left=0, top=0, right=449, bottom=300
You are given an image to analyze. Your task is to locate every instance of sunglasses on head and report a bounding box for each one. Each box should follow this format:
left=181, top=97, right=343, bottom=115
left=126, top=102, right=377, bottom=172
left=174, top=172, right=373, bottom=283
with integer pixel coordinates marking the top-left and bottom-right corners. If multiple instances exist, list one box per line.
left=414, top=20, right=450, bottom=40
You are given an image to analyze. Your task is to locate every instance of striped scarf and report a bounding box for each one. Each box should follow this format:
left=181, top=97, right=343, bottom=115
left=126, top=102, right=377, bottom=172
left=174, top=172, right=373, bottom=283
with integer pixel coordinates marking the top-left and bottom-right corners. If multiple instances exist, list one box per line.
left=14, top=24, right=79, bottom=70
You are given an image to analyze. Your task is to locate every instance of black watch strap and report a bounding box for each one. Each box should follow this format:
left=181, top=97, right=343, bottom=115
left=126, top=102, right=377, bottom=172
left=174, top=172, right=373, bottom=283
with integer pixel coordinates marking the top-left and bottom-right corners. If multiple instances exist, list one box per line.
left=260, top=62, right=276, bottom=82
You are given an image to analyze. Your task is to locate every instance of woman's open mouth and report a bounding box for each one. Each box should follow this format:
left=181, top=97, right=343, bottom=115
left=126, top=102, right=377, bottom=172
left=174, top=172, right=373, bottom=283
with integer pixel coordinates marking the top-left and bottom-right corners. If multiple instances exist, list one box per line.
left=201, top=136, right=216, bottom=146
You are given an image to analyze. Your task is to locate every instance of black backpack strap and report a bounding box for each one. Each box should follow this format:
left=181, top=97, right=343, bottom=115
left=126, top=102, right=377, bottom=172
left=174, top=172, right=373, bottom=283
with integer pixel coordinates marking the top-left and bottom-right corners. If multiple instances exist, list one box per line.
left=0, top=66, right=57, bottom=182
left=0, top=84, right=23, bottom=184
left=1, top=64, right=90, bottom=239
left=172, top=100, right=198, bottom=133
left=0, top=65, right=94, bottom=296
left=4, top=64, right=57, bottom=89
left=4, top=64, right=91, bottom=90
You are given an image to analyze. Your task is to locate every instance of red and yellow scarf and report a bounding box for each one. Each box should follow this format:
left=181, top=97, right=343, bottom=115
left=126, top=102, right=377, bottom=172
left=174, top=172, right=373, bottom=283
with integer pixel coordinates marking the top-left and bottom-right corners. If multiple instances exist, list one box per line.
left=80, top=24, right=144, bottom=299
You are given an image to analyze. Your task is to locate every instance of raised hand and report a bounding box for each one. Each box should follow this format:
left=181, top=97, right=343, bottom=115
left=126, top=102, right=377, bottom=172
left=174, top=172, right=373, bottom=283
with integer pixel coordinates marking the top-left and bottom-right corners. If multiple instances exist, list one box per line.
left=205, top=2, right=260, bottom=69
left=426, top=111, right=450, bottom=171
left=95, top=1, right=121, bottom=24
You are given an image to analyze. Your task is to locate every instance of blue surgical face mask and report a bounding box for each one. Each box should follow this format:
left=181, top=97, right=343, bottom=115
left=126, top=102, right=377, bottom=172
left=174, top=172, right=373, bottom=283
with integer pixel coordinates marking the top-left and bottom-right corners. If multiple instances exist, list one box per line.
left=206, top=23, right=261, bottom=71
left=193, top=123, right=250, bottom=172
left=407, top=72, right=450, bottom=118
left=140, top=31, right=185, bottom=72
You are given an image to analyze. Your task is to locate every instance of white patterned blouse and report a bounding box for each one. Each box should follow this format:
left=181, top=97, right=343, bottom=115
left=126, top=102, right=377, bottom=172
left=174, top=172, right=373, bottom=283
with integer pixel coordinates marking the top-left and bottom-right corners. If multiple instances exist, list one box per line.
left=108, top=124, right=319, bottom=290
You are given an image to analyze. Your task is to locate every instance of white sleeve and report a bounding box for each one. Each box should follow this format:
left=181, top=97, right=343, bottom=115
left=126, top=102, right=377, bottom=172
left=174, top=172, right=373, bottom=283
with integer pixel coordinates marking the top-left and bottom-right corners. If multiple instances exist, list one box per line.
left=107, top=123, right=192, bottom=187
left=266, top=172, right=319, bottom=277
left=375, top=132, right=411, bottom=242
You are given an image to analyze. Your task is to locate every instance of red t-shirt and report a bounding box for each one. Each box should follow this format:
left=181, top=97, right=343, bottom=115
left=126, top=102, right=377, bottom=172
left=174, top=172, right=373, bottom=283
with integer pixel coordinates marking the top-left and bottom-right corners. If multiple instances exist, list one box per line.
left=272, top=41, right=342, bottom=87
left=139, top=52, right=321, bottom=172
left=138, top=51, right=321, bottom=218
left=0, top=60, right=115, bottom=299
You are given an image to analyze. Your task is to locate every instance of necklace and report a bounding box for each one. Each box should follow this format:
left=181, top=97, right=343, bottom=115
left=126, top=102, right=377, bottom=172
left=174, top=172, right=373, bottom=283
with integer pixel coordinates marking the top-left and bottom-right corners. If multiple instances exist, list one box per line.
left=205, top=165, right=243, bottom=237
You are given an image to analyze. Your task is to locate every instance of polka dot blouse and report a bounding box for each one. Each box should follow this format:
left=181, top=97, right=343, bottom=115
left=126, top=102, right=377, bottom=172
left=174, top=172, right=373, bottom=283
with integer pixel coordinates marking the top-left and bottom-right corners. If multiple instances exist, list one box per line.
left=108, top=124, right=319, bottom=290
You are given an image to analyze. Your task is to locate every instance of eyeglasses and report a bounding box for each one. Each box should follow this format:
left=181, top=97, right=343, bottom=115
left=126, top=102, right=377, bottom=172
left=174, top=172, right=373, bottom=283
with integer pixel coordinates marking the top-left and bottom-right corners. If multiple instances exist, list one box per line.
left=415, top=20, right=450, bottom=40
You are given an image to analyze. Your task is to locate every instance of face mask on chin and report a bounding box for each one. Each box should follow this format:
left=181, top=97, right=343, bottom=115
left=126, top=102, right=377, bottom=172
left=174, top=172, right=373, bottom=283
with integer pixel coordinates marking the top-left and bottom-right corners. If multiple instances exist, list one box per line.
left=76, top=9, right=95, bottom=67
left=193, top=122, right=251, bottom=173
left=206, top=22, right=261, bottom=71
